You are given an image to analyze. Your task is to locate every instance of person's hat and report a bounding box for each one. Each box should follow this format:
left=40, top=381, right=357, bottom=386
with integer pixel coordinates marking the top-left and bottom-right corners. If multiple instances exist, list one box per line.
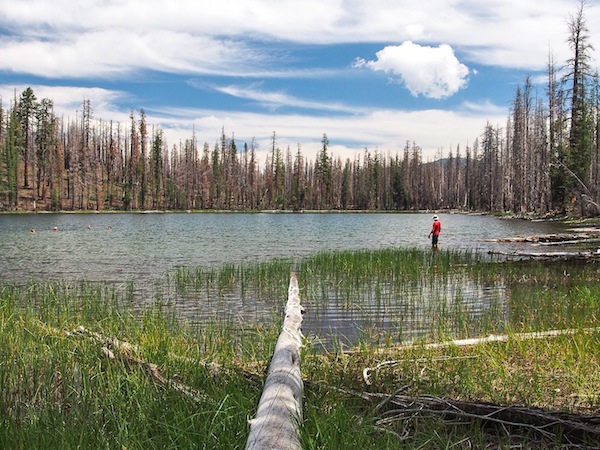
left=433, top=215, right=438, bottom=220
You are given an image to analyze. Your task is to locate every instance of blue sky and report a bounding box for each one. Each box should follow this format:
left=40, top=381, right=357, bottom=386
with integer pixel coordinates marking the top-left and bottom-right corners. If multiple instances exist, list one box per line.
left=1, top=0, right=599, bottom=163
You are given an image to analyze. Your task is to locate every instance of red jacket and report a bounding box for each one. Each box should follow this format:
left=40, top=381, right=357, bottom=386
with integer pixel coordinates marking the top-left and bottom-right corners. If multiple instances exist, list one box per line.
left=431, top=220, right=441, bottom=236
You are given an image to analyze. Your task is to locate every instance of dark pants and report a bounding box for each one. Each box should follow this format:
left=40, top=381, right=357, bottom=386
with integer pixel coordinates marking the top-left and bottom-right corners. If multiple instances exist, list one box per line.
left=431, top=234, right=439, bottom=246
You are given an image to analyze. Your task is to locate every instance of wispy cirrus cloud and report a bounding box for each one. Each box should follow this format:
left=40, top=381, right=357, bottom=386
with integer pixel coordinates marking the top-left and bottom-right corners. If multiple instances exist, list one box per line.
left=0, top=0, right=587, bottom=78
left=0, top=31, right=273, bottom=78
left=207, top=83, right=368, bottom=113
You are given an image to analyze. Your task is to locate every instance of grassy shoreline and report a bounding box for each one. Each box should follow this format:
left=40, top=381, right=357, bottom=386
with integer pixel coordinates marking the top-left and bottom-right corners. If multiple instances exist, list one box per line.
left=2, top=248, right=599, bottom=448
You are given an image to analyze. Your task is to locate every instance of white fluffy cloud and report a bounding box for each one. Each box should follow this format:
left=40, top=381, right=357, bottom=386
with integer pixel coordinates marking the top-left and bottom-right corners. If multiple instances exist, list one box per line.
left=356, top=41, right=470, bottom=99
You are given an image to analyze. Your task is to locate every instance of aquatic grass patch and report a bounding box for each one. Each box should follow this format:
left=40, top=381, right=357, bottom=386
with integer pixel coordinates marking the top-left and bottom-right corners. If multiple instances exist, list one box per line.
left=168, top=248, right=598, bottom=348
left=294, top=248, right=507, bottom=347
left=505, top=263, right=600, bottom=332
left=171, top=258, right=294, bottom=301
left=166, top=247, right=600, bottom=353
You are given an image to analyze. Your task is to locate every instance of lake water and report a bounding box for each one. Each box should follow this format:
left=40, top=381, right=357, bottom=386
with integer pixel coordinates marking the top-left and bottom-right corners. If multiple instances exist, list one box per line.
left=0, top=212, right=572, bottom=346
left=0, top=212, right=569, bottom=284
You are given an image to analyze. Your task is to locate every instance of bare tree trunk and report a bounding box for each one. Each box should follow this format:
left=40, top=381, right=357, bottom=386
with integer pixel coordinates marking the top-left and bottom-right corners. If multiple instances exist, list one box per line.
left=245, top=273, right=304, bottom=450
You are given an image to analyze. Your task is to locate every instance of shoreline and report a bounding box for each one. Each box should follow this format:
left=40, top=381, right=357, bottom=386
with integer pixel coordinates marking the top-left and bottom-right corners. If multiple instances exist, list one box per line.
left=0, top=207, right=575, bottom=217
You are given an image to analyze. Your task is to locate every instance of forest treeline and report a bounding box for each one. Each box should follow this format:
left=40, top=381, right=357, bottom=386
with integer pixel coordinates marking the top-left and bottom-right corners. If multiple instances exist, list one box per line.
left=1, top=3, right=600, bottom=216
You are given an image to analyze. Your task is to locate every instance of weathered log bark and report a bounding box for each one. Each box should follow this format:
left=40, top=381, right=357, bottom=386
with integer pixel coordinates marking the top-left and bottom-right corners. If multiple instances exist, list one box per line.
left=245, top=272, right=304, bottom=450
left=489, top=249, right=599, bottom=259
left=485, top=232, right=600, bottom=244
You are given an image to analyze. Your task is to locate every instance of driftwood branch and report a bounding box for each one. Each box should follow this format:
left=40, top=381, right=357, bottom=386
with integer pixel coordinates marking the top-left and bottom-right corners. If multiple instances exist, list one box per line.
left=487, top=229, right=600, bottom=259
left=540, top=237, right=600, bottom=247
left=363, top=355, right=478, bottom=386
left=487, top=233, right=600, bottom=244
left=323, top=384, right=600, bottom=446
left=245, top=272, right=305, bottom=450
left=363, top=327, right=600, bottom=384
left=69, top=325, right=208, bottom=403
left=371, top=392, right=600, bottom=446
left=489, top=249, right=599, bottom=259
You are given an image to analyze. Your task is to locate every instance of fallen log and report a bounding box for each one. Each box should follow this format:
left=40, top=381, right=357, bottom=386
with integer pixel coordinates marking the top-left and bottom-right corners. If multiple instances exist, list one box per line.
left=485, top=232, right=600, bottom=244
left=489, top=249, right=599, bottom=259
left=540, top=237, right=600, bottom=246
left=245, top=272, right=304, bottom=450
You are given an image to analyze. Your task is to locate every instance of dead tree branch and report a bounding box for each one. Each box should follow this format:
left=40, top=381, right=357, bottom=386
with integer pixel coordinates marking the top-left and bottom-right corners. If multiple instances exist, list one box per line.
left=69, top=325, right=208, bottom=404
left=372, top=392, right=600, bottom=446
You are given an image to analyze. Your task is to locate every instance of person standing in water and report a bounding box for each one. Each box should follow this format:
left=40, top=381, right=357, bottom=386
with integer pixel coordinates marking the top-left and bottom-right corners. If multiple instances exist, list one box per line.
left=428, top=215, right=441, bottom=248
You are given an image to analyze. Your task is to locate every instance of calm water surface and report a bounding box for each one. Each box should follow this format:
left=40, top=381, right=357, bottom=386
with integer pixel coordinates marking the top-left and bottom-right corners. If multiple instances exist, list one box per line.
left=0, top=212, right=571, bottom=345
left=0, top=212, right=569, bottom=284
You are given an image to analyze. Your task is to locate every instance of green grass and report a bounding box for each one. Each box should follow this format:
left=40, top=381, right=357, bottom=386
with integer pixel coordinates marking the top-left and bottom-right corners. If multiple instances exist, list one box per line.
left=0, top=282, right=273, bottom=449
left=300, top=328, right=600, bottom=448
left=2, top=248, right=600, bottom=448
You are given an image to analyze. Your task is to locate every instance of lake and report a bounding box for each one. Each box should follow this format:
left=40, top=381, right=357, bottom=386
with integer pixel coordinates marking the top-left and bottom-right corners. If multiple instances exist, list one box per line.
left=0, top=212, right=572, bottom=346
left=0, top=211, right=569, bottom=284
